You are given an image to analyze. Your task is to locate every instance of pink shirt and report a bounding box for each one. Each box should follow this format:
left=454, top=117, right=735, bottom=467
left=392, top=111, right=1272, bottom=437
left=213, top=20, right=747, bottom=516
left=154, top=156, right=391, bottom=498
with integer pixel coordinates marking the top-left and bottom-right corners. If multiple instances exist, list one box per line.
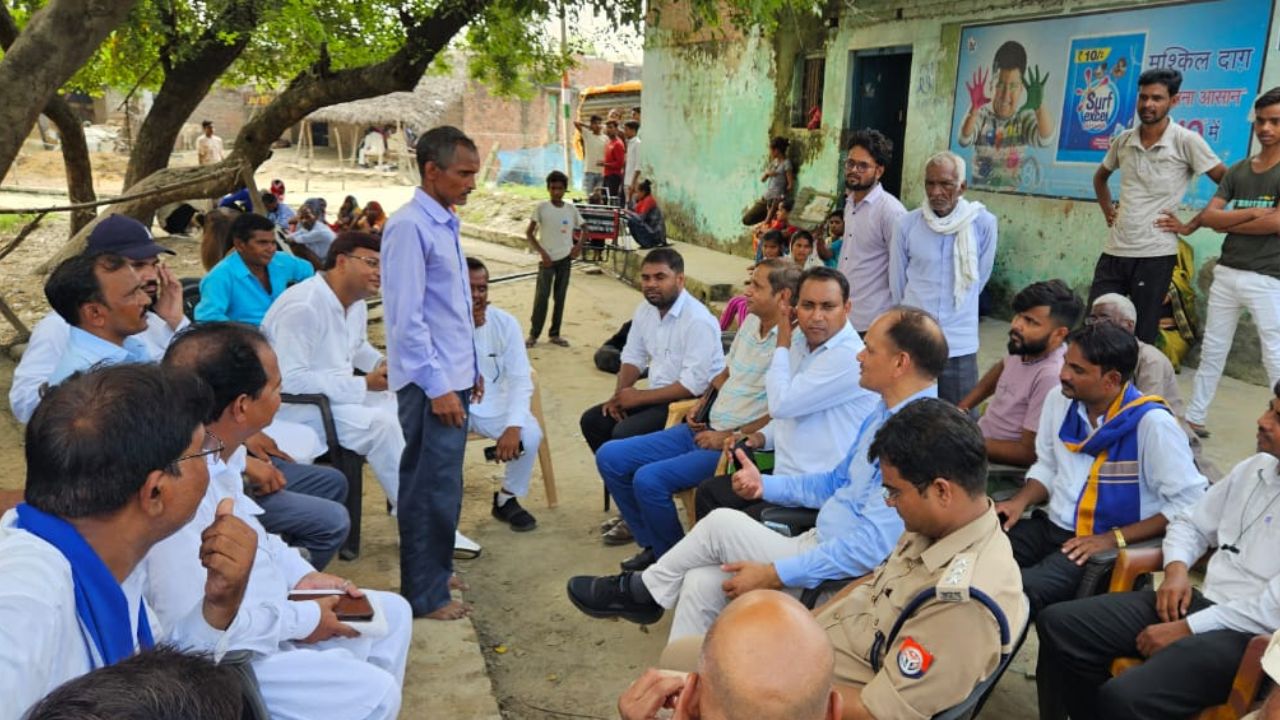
left=977, top=344, right=1066, bottom=442
left=836, top=184, right=906, bottom=332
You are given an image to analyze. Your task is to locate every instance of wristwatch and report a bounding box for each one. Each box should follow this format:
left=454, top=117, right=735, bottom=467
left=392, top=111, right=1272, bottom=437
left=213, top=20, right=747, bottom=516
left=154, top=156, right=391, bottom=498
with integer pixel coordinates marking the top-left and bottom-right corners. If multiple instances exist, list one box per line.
left=1113, top=528, right=1127, bottom=549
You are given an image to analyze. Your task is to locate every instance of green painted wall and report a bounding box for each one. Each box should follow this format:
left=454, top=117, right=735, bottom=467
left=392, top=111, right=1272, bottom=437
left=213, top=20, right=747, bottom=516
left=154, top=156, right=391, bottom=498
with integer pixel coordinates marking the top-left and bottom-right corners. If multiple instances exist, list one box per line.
left=644, top=0, right=1280, bottom=384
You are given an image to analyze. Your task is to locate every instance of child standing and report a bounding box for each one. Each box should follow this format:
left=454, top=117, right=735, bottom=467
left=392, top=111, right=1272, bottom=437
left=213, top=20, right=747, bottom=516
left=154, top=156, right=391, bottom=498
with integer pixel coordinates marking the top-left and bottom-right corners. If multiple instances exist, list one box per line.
left=525, top=170, right=584, bottom=347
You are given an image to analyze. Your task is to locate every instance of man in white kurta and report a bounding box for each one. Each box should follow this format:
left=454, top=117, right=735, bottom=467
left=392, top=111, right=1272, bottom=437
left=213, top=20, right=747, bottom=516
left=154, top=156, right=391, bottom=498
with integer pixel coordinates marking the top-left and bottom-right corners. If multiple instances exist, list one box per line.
left=467, top=258, right=543, bottom=531
left=262, top=234, right=403, bottom=508
left=0, top=365, right=255, bottom=719
left=152, top=322, right=412, bottom=720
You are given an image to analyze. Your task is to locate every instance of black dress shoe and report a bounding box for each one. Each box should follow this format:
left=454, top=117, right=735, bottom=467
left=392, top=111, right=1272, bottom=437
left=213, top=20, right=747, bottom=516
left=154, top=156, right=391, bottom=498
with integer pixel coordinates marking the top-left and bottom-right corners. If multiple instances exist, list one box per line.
left=492, top=492, right=537, bottom=531
left=619, top=547, right=656, bottom=572
left=566, top=573, right=664, bottom=625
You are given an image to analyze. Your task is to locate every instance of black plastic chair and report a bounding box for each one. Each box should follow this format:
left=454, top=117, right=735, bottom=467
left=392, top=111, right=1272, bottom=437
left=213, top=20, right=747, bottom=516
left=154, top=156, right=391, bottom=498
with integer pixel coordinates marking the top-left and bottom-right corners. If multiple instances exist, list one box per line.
left=280, top=392, right=367, bottom=560
left=933, top=593, right=1032, bottom=720
left=758, top=506, right=856, bottom=608
left=180, top=277, right=201, bottom=322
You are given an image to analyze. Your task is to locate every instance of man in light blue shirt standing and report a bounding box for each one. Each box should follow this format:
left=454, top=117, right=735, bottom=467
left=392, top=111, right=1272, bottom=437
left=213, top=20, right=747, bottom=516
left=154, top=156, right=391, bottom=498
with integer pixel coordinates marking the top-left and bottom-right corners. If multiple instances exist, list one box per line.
left=45, top=252, right=152, bottom=386
left=381, top=126, right=481, bottom=621
left=890, top=151, right=997, bottom=405
left=567, top=306, right=949, bottom=642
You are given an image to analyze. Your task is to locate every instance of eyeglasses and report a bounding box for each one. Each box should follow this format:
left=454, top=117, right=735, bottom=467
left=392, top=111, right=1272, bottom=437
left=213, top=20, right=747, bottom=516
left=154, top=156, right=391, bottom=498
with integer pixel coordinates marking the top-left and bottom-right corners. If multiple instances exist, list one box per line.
left=343, top=253, right=380, bottom=269
left=845, top=160, right=877, bottom=173
left=176, top=431, right=224, bottom=465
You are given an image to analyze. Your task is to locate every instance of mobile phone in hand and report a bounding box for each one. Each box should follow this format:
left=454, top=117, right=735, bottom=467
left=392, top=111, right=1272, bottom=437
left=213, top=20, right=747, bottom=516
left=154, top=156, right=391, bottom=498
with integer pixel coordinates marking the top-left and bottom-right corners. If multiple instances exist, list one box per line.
left=484, top=442, right=525, bottom=462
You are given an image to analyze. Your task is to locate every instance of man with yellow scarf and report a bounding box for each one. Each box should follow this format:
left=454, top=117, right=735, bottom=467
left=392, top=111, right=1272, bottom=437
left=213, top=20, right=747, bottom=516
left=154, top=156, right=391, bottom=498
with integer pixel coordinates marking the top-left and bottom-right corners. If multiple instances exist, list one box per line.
left=994, top=321, right=1207, bottom=617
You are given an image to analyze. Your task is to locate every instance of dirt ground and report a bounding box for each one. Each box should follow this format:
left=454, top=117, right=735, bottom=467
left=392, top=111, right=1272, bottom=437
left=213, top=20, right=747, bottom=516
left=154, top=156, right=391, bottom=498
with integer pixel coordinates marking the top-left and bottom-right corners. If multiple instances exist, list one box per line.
left=0, top=148, right=685, bottom=719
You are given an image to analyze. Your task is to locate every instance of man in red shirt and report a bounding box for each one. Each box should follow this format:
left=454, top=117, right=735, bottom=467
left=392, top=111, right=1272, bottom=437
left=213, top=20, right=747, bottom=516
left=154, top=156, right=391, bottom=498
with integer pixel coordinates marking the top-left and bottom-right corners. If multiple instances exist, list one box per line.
left=603, top=120, right=627, bottom=206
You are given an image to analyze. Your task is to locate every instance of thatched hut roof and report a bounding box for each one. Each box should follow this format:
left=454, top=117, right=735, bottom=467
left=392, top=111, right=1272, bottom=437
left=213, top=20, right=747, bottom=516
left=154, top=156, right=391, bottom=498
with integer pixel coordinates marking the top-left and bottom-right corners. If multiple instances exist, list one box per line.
left=306, top=74, right=466, bottom=129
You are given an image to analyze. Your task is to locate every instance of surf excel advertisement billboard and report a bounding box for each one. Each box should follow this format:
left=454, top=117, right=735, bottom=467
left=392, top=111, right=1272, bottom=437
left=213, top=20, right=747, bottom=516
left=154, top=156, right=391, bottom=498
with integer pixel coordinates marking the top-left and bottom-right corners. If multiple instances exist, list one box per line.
left=947, top=0, right=1272, bottom=203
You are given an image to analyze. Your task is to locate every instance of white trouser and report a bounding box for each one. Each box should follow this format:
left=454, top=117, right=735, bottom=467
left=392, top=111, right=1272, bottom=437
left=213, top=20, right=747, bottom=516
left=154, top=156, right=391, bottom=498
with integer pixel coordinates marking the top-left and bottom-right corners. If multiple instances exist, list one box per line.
left=640, top=508, right=819, bottom=642
left=1187, top=264, right=1280, bottom=425
left=263, top=419, right=326, bottom=464
left=277, top=392, right=404, bottom=508
left=467, top=412, right=543, bottom=497
left=252, top=590, right=412, bottom=720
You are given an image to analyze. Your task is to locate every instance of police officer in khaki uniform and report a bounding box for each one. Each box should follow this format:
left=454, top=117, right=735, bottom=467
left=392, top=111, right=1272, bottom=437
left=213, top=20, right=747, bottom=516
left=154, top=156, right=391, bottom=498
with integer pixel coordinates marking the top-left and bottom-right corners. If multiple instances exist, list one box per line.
left=817, top=398, right=1025, bottom=718
left=657, top=399, right=1025, bottom=719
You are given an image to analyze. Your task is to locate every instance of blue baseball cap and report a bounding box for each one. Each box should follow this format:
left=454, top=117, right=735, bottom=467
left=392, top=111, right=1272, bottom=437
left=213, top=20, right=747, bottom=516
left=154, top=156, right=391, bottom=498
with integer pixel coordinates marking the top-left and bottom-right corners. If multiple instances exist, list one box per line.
left=86, top=215, right=175, bottom=260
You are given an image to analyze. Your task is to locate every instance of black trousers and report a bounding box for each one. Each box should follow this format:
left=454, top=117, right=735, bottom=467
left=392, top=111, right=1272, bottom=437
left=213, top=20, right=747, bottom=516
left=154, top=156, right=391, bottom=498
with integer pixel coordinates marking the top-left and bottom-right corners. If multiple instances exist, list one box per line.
left=693, top=473, right=777, bottom=521
left=579, top=402, right=670, bottom=454
left=1088, top=253, right=1178, bottom=344
left=529, top=256, right=572, bottom=339
left=1036, top=589, right=1252, bottom=720
left=1008, top=513, right=1086, bottom=617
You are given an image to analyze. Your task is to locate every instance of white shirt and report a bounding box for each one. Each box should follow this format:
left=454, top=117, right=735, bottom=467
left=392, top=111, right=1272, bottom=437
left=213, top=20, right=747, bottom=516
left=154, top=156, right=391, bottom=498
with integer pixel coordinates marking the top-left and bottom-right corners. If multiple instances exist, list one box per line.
left=0, top=511, right=227, bottom=719
left=144, top=449, right=321, bottom=657
left=625, top=136, right=642, bottom=185
left=470, top=306, right=534, bottom=428
left=262, top=275, right=383, bottom=408
left=9, top=310, right=188, bottom=424
left=532, top=201, right=584, bottom=261
left=1164, top=453, right=1280, bottom=636
left=196, top=133, right=224, bottom=165
left=619, top=289, right=724, bottom=396
left=759, top=321, right=879, bottom=476
left=1027, top=388, right=1207, bottom=533
left=582, top=131, right=606, bottom=173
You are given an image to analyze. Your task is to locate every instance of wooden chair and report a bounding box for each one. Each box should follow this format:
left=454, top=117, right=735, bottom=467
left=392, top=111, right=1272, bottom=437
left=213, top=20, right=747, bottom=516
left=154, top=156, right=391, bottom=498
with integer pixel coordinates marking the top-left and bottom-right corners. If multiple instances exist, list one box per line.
left=664, top=399, right=701, bottom=529
left=466, top=369, right=558, bottom=508
left=1107, top=548, right=1271, bottom=719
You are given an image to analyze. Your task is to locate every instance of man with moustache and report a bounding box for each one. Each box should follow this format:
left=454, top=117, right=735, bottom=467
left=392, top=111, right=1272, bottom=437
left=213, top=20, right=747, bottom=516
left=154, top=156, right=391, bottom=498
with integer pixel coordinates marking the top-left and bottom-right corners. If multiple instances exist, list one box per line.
left=10, top=215, right=187, bottom=423
left=1091, top=67, right=1225, bottom=345
left=1035, top=383, right=1280, bottom=719
left=835, top=130, right=906, bottom=336
left=889, top=151, right=998, bottom=404
left=382, top=125, right=484, bottom=620
left=567, top=306, right=944, bottom=642
left=994, top=321, right=1206, bottom=616
left=958, top=280, right=1083, bottom=467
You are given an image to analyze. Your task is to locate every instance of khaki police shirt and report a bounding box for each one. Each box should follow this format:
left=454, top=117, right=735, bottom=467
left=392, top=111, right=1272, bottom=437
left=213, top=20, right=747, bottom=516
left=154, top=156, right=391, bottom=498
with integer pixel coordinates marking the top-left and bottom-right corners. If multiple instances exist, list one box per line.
left=815, top=504, right=1024, bottom=720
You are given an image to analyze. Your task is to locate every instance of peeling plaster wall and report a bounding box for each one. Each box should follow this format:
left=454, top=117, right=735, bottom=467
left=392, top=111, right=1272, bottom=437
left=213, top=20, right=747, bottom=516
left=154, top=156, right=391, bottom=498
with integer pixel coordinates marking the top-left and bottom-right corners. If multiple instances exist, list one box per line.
left=645, top=0, right=1280, bottom=383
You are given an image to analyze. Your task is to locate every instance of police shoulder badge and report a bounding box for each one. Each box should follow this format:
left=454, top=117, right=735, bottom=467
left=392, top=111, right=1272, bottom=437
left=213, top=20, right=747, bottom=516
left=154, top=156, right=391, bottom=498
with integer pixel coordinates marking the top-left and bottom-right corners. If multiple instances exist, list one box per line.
left=897, top=636, right=933, bottom=679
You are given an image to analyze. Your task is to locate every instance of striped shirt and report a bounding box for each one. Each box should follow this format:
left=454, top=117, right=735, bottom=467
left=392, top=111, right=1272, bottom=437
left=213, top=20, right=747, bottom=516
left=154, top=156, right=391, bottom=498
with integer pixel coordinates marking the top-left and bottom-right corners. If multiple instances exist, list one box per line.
left=709, top=313, right=777, bottom=430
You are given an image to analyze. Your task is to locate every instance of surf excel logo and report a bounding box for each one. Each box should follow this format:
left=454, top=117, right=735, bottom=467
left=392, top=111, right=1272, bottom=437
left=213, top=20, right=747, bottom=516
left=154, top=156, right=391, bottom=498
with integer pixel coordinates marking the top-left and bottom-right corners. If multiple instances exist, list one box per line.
left=1073, top=48, right=1119, bottom=134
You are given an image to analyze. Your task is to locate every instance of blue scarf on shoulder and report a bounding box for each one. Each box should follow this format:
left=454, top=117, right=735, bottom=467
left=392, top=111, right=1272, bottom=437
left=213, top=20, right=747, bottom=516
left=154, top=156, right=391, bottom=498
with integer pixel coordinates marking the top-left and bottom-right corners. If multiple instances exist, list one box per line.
left=15, top=503, right=154, bottom=668
left=1059, top=383, right=1170, bottom=536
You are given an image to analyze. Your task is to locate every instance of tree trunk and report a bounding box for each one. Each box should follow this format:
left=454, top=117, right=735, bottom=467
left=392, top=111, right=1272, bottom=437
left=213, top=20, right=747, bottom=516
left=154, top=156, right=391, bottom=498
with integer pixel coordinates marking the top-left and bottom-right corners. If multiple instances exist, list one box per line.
left=121, top=2, right=258, bottom=193
left=0, top=5, right=97, bottom=235
left=42, top=0, right=491, bottom=270
left=0, top=0, right=140, bottom=182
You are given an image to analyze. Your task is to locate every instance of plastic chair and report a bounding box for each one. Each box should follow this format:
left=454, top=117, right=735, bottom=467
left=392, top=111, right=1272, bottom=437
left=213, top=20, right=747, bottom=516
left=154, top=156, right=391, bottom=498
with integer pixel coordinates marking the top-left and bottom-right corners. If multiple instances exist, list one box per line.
left=1107, top=548, right=1270, bottom=719
left=279, top=392, right=366, bottom=560
left=933, top=593, right=1033, bottom=720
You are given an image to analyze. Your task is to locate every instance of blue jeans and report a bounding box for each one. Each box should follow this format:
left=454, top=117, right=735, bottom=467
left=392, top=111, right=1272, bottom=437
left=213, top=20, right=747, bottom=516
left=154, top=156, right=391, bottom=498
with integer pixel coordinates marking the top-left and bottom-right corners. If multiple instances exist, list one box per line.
left=255, top=459, right=350, bottom=570
left=397, top=385, right=468, bottom=616
left=596, top=424, right=722, bottom=557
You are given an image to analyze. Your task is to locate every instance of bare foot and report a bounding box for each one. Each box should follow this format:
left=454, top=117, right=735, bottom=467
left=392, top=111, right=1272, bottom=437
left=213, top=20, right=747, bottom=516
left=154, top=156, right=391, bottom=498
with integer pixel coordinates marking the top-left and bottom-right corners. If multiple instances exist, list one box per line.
left=423, top=599, right=473, bottom=620
left=449, top=574, right=470, bottom=592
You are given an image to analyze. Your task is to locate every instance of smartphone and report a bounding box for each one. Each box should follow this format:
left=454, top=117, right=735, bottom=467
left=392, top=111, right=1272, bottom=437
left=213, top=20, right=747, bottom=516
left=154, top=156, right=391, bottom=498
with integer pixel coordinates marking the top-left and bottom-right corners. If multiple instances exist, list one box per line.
left=726, top=437, right=753, bottom=474
left=287, top=592, right=375, bottom=622
left=484, top=442, right=525, bottom=462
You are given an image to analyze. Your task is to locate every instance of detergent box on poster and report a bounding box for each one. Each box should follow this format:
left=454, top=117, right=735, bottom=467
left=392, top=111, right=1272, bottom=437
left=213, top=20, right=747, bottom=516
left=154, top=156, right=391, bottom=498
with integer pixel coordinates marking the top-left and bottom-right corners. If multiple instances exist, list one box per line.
left=1056, top=34, right=1147, bottom=164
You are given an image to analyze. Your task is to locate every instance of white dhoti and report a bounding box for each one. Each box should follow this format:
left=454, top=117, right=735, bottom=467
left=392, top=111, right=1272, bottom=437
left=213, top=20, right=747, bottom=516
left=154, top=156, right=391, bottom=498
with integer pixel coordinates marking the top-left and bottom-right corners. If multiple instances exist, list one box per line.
left=253, top=590, right=412, bottom=720
left=276, top=391, right=403, bottom=507
left=467, top=411, right=543, bottom=497
left=640, top=508, right=819, bottom=641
